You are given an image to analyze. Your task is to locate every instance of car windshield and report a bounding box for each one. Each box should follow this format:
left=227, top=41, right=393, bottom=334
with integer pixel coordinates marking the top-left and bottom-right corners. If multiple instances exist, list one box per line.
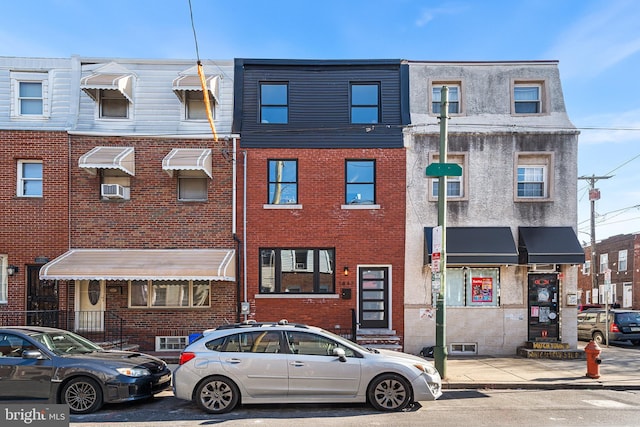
left=31, top=330, right=103, bottom=355
left=617, top=312, right=640, bottom=324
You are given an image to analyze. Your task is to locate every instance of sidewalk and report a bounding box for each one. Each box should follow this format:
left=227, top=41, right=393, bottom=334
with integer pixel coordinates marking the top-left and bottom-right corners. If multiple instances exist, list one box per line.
left=441, top=342, right=640, bottom=390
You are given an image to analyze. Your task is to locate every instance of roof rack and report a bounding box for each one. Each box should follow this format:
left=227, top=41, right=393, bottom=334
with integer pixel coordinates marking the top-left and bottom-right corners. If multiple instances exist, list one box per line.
left=215, top=319, right=310, bottom=330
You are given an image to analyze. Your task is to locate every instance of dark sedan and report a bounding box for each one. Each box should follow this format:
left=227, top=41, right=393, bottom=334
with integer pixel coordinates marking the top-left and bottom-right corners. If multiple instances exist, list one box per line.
left=0, top=326, right=171, bottom=414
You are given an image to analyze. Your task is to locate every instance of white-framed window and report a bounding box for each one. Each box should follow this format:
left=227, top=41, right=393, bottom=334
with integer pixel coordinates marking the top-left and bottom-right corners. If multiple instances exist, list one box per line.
left=513, top=81, right=544, bottom=114
left=129, top=280, right=210, bottom=308
left=583, top=260, right=591, bottom=275
left=99, top=89, right=129, bottom=119
left=185, top=90, right=214, bottom=120
left=155, top=336, right=188, bottom=352
left=1, top=255, right=8, bottom=303
left=515, top=152, right=552, bottom=200
left=178, top=170, right=208, bottom=201
left=101, top=169, right=131, bottom=201
left=432, top=83, right=461, bottom=114
left=618, top=250, right=628, bottom=272
left=17, top=160, right=43, bottom=197
left=428, top=152, right=467, bottom=201
left=599, top=253, right=609, bottom=274
left=10, top=71, right=49, bottom=118
left=446, top=267, right=500, bottom=307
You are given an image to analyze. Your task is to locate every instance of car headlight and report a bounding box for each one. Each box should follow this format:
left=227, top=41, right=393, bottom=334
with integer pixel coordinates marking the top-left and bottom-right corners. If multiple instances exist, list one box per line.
left=414, top=363, right=438, bottom=376
left=116, top=367, right=151, bottom=377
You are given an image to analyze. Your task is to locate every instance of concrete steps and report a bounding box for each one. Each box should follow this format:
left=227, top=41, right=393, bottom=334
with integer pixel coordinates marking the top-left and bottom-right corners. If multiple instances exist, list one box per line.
left=357, top=329, right=403, bottom=351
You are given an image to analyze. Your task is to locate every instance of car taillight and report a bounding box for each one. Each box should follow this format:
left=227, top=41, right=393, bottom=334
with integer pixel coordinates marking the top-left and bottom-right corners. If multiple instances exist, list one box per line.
left=179, top=352, right=196, bottom=365
left=610, top=323, right=621, bottom=333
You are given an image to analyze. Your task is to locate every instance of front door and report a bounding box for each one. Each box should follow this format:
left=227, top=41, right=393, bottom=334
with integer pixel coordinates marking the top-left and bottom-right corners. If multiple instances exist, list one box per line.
left=76, top=280, right=105, bottom=331
left=527, top=273, right=559, bottom=341
left=358, top=267, right=389, bottom=329
left=26, top=265, right=59, bottom=327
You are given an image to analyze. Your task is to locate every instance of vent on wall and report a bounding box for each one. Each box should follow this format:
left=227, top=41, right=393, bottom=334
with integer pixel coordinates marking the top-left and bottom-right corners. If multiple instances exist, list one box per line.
left=450, top=343, right=477, bottom=355
left=100, top=184, right=125, bottom=199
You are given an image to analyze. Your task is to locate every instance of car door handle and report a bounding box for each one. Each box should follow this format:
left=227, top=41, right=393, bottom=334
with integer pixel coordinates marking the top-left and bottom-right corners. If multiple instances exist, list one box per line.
left=225, top=358, right=242, bottom=364
left=290, top=361, right=305, bottom=367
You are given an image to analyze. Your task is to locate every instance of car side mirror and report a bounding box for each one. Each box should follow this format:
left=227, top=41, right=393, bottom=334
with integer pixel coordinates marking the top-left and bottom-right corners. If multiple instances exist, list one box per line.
left=22, top=349, right=45, bottom=359
left=332, top=347, right=347, bottom=362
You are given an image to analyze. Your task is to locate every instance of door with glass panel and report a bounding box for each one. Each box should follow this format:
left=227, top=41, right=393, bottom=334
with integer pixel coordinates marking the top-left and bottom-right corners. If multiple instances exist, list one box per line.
left=358, top=267, right=389, bottom=329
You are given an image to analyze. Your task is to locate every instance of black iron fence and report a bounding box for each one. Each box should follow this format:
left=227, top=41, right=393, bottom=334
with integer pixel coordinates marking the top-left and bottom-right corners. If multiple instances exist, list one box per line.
left=0, top=310, right=124, bottom=349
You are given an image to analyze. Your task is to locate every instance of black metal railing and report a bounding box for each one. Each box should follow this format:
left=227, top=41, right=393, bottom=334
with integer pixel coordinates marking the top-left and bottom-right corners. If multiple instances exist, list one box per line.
left=0, top=310, right=124, bottom=349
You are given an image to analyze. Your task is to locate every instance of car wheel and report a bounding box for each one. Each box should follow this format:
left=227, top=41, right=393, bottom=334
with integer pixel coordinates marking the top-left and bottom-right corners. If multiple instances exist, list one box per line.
left=61, top=377, right=103, bottom=414
left=367, top=373, right=412, bottom=411
left=195, top=376, right=239, bottom=414
left=592, top=332, right=605, bottom=345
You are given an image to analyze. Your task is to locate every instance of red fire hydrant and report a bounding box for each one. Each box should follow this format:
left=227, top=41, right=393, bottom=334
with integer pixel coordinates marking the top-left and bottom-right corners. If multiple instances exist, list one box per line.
left=584, top=340, right=602, bottom=379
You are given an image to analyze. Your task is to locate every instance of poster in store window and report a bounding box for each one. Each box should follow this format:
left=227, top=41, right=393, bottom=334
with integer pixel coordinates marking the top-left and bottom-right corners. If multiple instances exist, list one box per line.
left=471, top=277, right=493, bottom=303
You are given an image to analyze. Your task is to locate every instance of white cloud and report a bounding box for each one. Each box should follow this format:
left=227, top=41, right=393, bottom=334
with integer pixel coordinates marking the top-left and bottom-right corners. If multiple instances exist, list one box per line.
left=415, top=3, right=467, bottom=27
left=575, top=109, right=640, bottom=145
left=546, top=0, right=640, bottom=80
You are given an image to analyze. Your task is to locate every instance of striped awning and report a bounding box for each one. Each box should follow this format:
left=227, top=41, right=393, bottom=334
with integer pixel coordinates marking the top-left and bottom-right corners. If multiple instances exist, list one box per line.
left=80, top=73, right=133, bottom=102
left=172, top=74, right=220, bottom=103
left=79, top=146, right=135, bottom=176
left=162, top=148, right=212, bottom=178
left=39, top=249, right=235, bottom=281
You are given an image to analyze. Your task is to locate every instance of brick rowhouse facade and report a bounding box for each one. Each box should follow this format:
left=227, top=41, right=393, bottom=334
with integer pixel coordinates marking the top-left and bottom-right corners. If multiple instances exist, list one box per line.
left=238, top=147, right=407, bottom=338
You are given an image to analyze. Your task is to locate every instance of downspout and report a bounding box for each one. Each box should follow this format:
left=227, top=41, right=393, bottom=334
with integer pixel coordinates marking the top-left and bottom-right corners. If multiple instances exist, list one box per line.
left=231, top=136, right=240, bottom=322
left=242, top=149, right=248, bottom=320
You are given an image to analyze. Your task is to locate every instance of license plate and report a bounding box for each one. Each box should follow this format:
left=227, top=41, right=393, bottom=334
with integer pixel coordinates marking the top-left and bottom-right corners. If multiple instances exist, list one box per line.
left=630, top=327, right=640, bottom=332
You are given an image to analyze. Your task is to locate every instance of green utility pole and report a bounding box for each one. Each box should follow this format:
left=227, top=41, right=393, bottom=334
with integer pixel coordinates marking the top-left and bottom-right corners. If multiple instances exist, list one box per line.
left=425, top=86, right=461, bottom=379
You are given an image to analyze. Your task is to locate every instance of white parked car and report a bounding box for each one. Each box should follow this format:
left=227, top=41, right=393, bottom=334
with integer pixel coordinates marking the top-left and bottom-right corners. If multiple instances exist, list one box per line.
left=173, top=320, right=442, bottom=413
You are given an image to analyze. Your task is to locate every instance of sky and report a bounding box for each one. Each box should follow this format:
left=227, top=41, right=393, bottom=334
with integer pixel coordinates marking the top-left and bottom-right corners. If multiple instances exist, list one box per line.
left=2, top=0, right=640, bottom=242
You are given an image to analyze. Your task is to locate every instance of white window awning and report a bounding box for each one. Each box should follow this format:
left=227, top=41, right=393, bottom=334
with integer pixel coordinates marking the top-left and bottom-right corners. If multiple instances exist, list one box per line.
left=39, top=249, right=235, bottom=281
left=162, top=148, right=212, bottom=178
left=172, top=74, right=220, bottom=104
left=79, top=146, right=135, bottom=176
left=80, top=73, right=133, bottom=102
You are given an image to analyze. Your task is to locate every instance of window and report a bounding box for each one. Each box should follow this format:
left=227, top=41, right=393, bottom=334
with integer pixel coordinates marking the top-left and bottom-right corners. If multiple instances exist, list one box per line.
left=268, top=160, right=297, bottom=204
left=205, top=331, right=283, bottom=353
left=515, top=152, right=552, bottom=200
left=428, top=153, right=467, bottom=201
left=1, top=255, right=7, bottom=303
left=185, top=90, right=214, bottom=120
left=129, top=280, right=210, bottom=308
left=618, top=250, right=627, bottom=272
left=260, top=83, right=288, bottom=123
left=583, top=260, right=591, bottom=275
left=260, top=248, right=335, bottom=294
left=156, top=336, right=187, bottom=352
left=517, top=166, right=545, bottom=197
left=17, top=160, right=43, bottom=197
left=599, top=253, right=609, bottom=274
left=514, top=83, right=542, bottom=114
left=178, top=170, right=208, bottom=201
left=432, top=84, right=460, bottom=114
left=350, top=83, right=379, bottom=124
left=11, top=71, right=48, bottom=118
left=345, top=160, right=375, bottom=204
left=101, top=169, right=131, bottom=200
left=99, top=89, right=128, bottom=118
left=446, top=267, right=500, bottom=307
left=286, top=331, right=358, bottom=357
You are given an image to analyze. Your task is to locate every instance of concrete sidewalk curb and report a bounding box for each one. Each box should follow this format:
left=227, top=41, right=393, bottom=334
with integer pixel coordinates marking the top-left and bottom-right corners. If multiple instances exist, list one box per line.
left=442, top=381, right=640, bottom=391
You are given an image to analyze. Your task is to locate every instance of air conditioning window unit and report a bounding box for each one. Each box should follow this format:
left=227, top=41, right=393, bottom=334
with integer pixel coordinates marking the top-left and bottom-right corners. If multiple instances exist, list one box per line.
left=101, top=183, right=125, bottom=199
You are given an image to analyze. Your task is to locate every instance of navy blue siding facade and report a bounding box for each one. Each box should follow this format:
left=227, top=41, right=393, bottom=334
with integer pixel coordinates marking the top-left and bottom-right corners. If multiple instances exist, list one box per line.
left=233, top=59, right=409, bottom=148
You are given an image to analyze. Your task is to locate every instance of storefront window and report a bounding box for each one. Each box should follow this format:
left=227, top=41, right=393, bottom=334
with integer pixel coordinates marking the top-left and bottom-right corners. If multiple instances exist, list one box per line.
left=446, top=267, right=500, bottom=307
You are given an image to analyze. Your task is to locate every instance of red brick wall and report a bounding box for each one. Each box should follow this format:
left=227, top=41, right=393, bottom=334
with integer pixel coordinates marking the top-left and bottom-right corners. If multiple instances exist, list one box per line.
left=0, top=130, right=70, bottom=311
left=237, top=148, right=406, bottom=344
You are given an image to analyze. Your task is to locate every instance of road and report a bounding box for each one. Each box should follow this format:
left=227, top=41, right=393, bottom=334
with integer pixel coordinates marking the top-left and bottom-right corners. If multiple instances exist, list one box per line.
left=69, top=388, right=640, bottom=427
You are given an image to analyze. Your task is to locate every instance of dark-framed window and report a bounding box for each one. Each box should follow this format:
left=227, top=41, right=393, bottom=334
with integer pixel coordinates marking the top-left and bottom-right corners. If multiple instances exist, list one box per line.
left=260, top=82, right=288, bottom=123
left=345, top=160, right=375, bottom=204
left=350, top=83, right=379, bottom=124
left=268, top=159, right=297, bottom=204
left=259, top=248, right=335, bottom=294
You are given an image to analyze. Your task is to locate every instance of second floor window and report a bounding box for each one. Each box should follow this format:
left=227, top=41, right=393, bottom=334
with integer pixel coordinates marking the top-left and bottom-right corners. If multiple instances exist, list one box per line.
left=583, top=260, right=591, bottom=275
left=17, top=160, right=43, bottom=197
left=178, top=171, right=208, bottom=201
left=618, top=250, right=628, bottom=272
left=600, top=253, right=609, bottom=274
left=345, top=160, right=375, bottom=204
left=268, top=160, right=297, bottom=204
left=517, top=166, right=546, bottom=198
left=432, top=85, right=460, bottom=114
left=350, top=83, right=379, bottom=124
left=260, top=83, right=288, bottom=123
left=514, top=84, right=541, bottom=114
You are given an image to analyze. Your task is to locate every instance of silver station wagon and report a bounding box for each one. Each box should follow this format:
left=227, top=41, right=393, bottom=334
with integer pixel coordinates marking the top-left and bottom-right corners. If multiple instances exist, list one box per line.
left=173, top=320, right=442, bottom=413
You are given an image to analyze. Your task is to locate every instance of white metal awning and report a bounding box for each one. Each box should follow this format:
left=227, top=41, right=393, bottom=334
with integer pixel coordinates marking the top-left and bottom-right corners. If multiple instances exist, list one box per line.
left=162, top=148, right=212, bottom=178
left=80, top=73, right=133, bottom=102
left=172, top=74, right=220, bottom=103
left=39, top=249, right=235, bottom=281
left=79, top=146, right=135, bottom=176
